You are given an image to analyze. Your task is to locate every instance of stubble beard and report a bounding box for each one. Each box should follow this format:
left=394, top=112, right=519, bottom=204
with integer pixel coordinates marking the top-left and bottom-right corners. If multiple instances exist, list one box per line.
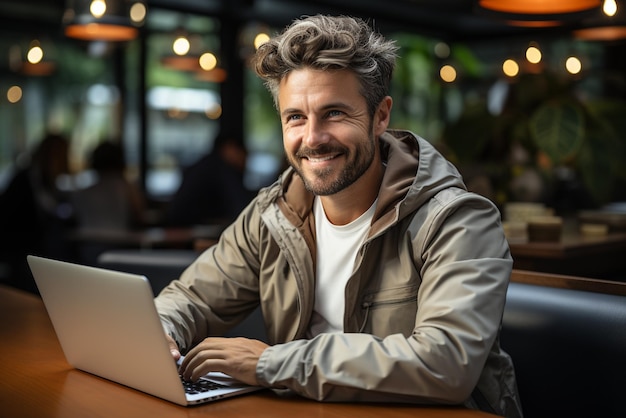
left=288, top=132, right=377, bottom=196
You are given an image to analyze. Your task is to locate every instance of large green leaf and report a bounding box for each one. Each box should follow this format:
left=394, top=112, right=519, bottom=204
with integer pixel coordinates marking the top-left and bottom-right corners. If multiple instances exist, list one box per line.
left=529, top=100, right=585, bottom=164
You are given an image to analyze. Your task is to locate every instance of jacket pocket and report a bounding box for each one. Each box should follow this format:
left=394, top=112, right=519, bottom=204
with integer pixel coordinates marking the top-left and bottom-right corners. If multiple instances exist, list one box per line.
left=359, top=285, right=418, bottom=336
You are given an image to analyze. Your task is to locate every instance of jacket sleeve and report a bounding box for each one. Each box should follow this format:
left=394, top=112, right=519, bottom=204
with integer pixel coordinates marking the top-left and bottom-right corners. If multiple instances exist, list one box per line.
left=154, top=199, right=263, bottom=352
left=256, top=191, right=512, bottom=405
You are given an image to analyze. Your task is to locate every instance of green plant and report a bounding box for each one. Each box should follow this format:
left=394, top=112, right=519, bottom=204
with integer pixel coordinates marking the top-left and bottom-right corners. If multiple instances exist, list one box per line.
left=442, top=71, right=626, bottom=207
left=529, top=99, right=585, bottom=163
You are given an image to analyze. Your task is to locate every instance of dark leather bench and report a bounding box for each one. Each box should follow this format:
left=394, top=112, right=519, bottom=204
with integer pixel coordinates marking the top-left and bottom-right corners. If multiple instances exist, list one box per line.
left=502, top=270, right=626, bottom=418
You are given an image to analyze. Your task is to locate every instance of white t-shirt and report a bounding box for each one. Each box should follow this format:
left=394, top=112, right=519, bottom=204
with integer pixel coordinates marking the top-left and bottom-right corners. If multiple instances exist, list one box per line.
left=307, top=196, right=377, bottom=337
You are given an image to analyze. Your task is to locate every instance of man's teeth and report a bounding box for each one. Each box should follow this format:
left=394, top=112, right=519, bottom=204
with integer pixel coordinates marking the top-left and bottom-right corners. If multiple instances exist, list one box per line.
left=308, top=155, right=335, bottom=162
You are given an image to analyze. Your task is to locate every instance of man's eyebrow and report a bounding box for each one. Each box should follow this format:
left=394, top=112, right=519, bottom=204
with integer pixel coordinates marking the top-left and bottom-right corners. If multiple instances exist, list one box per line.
left=280, top=102, right=353, bottom=118
left=320, top=102, right=353, bottom=112
left=280, top=108, right=300, bottom=118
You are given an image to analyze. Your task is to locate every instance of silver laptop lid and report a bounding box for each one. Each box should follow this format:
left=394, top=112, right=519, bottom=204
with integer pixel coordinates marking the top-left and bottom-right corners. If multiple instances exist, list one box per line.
left=27, top=255, right=193, bottom=405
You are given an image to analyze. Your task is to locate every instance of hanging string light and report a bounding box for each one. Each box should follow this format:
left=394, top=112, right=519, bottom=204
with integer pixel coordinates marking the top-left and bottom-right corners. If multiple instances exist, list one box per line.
left=603, top=0, right=618, bottom=16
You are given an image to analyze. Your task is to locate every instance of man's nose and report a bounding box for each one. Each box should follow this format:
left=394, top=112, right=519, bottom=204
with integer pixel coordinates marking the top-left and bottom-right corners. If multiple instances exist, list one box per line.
left=303, top=118, right=330, bottom=148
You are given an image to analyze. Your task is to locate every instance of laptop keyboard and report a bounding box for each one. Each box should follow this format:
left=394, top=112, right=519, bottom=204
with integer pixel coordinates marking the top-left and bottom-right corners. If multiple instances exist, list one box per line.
left=180, top=375, right=228, bottom=394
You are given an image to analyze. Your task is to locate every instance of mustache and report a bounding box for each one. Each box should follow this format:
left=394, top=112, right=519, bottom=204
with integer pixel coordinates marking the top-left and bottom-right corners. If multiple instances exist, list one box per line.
left=295, top=144, right=346, bottom=158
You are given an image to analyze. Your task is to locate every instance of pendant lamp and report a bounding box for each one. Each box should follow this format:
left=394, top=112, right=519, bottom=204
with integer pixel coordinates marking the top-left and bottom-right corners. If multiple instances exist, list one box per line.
left=63, top=0, right=146, bottom=42
left=476, top=0, right=602, bottom=25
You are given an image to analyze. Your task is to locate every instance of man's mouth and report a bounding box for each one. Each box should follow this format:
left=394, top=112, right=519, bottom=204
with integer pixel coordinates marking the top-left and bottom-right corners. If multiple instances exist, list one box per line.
left=306, top=153, right=339, bottom=162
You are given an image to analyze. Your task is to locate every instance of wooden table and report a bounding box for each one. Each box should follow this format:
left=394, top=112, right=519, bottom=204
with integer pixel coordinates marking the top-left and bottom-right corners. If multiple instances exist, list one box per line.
left=508, top=232, right=626, bottom=280
left=0, top=285, right=497, bottom=418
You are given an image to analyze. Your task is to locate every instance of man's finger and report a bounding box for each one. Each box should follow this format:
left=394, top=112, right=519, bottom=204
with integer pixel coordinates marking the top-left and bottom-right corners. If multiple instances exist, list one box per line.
left=165, top=333, right=181, bottom=360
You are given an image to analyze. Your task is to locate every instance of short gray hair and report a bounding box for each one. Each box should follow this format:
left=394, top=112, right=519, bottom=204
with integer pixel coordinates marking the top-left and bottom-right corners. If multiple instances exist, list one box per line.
left=252, top=15, right=399, bottom=117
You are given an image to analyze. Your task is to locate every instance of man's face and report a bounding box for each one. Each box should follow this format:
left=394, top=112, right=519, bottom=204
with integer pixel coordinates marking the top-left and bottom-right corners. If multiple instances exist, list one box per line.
left=278, top=68, right=386, bottom=196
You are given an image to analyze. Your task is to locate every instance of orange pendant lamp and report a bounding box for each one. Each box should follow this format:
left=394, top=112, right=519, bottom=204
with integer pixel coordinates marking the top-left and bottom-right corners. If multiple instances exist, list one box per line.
left=64, top=0, right=146, bottom=42
left=478, top=0, right=601, bottom=15
left=477, top=0, right=602, bottom=26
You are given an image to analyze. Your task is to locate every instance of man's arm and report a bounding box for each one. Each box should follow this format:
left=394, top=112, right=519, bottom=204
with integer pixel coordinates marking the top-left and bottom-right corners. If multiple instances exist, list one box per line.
left=255, top=193, right=512, bottom=404
left=155, top=199, right=264, bottom=353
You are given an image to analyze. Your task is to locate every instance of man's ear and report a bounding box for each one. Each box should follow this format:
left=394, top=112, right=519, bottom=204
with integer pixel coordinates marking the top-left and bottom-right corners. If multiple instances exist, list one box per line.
left=373, top=96, right=393, bottom=136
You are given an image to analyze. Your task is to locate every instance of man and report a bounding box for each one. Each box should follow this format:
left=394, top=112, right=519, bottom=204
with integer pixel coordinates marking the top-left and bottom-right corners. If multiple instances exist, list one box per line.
left=155, top=15, right=522, bottom=417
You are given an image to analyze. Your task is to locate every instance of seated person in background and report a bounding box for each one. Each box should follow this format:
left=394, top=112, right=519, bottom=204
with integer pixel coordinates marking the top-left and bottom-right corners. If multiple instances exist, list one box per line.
left=71, top=140, right=145, bottom=263
left=165, top=135, right=254, bottom=227
left=154, top=15, right=522, bottom=417
left=72, top=140, right=144, bottom=230
left=0, top=132, right=74, bottom=293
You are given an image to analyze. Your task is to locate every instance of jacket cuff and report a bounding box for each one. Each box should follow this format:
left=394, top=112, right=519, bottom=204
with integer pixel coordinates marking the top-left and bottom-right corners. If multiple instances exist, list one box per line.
left=256, top=345, right=273, bottom=386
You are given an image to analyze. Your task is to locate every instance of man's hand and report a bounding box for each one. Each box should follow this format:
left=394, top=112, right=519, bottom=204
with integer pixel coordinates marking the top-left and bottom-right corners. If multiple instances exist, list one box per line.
left=179, top=337, right=269, bottom=386
left=165, top=333, right=182, bottom=361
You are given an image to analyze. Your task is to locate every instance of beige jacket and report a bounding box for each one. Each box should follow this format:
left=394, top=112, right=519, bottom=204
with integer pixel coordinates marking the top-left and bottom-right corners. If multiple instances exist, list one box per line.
left=155, top=130, right=523, bottom=417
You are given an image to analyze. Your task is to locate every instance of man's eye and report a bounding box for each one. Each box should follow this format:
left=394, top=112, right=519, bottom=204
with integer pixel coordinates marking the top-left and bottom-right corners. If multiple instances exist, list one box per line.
left=286, top=114, right=302, bottom=122
left=327, top=110, right=344, bottom=117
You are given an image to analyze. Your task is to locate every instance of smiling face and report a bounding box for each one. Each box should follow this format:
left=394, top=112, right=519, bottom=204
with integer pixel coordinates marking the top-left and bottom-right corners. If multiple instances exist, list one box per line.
left=278, top=68, right=391, bottom=197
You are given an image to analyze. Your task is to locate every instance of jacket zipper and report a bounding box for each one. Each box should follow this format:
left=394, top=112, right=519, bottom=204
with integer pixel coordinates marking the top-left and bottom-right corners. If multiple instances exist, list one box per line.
left=358, top=295, right=417, bottom=333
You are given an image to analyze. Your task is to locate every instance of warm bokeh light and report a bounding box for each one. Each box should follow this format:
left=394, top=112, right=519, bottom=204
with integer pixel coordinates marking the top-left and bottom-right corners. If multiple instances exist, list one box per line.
left=566, top=56, right=582, bottom=74
left=90, top=0, right=106, bottom=18
left=27, top=44, right=43, bottom=64
left=7, top=85, right=23, bottom=103
left=526, top=46, right=542, bottom=64
left=130, top=2, right=147, bottom=23
left=199, top=52, right=217, bottom=71
left=439, top=65, right=457, bottom=82
left=603, top=0, right=618, bottom=16
left=173, top=36, right=190, bottom=56
left=254, top=33, right=270, bottom=49
left=502, top=59, right=520, bottom=77
left=205, top=102, right=222, bottom=119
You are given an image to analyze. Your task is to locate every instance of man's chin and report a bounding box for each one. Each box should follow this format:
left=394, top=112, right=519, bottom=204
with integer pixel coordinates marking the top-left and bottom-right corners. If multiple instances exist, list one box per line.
left=303, top=175, right=348, bottom=196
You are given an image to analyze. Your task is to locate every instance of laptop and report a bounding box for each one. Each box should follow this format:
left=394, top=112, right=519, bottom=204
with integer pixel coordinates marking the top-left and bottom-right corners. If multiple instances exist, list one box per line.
left=27, top=255, right=263, bottom=406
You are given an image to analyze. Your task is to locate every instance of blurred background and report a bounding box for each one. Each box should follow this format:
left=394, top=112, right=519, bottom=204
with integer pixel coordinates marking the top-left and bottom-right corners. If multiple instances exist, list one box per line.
left=1, top=0, right=626, bottom=289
